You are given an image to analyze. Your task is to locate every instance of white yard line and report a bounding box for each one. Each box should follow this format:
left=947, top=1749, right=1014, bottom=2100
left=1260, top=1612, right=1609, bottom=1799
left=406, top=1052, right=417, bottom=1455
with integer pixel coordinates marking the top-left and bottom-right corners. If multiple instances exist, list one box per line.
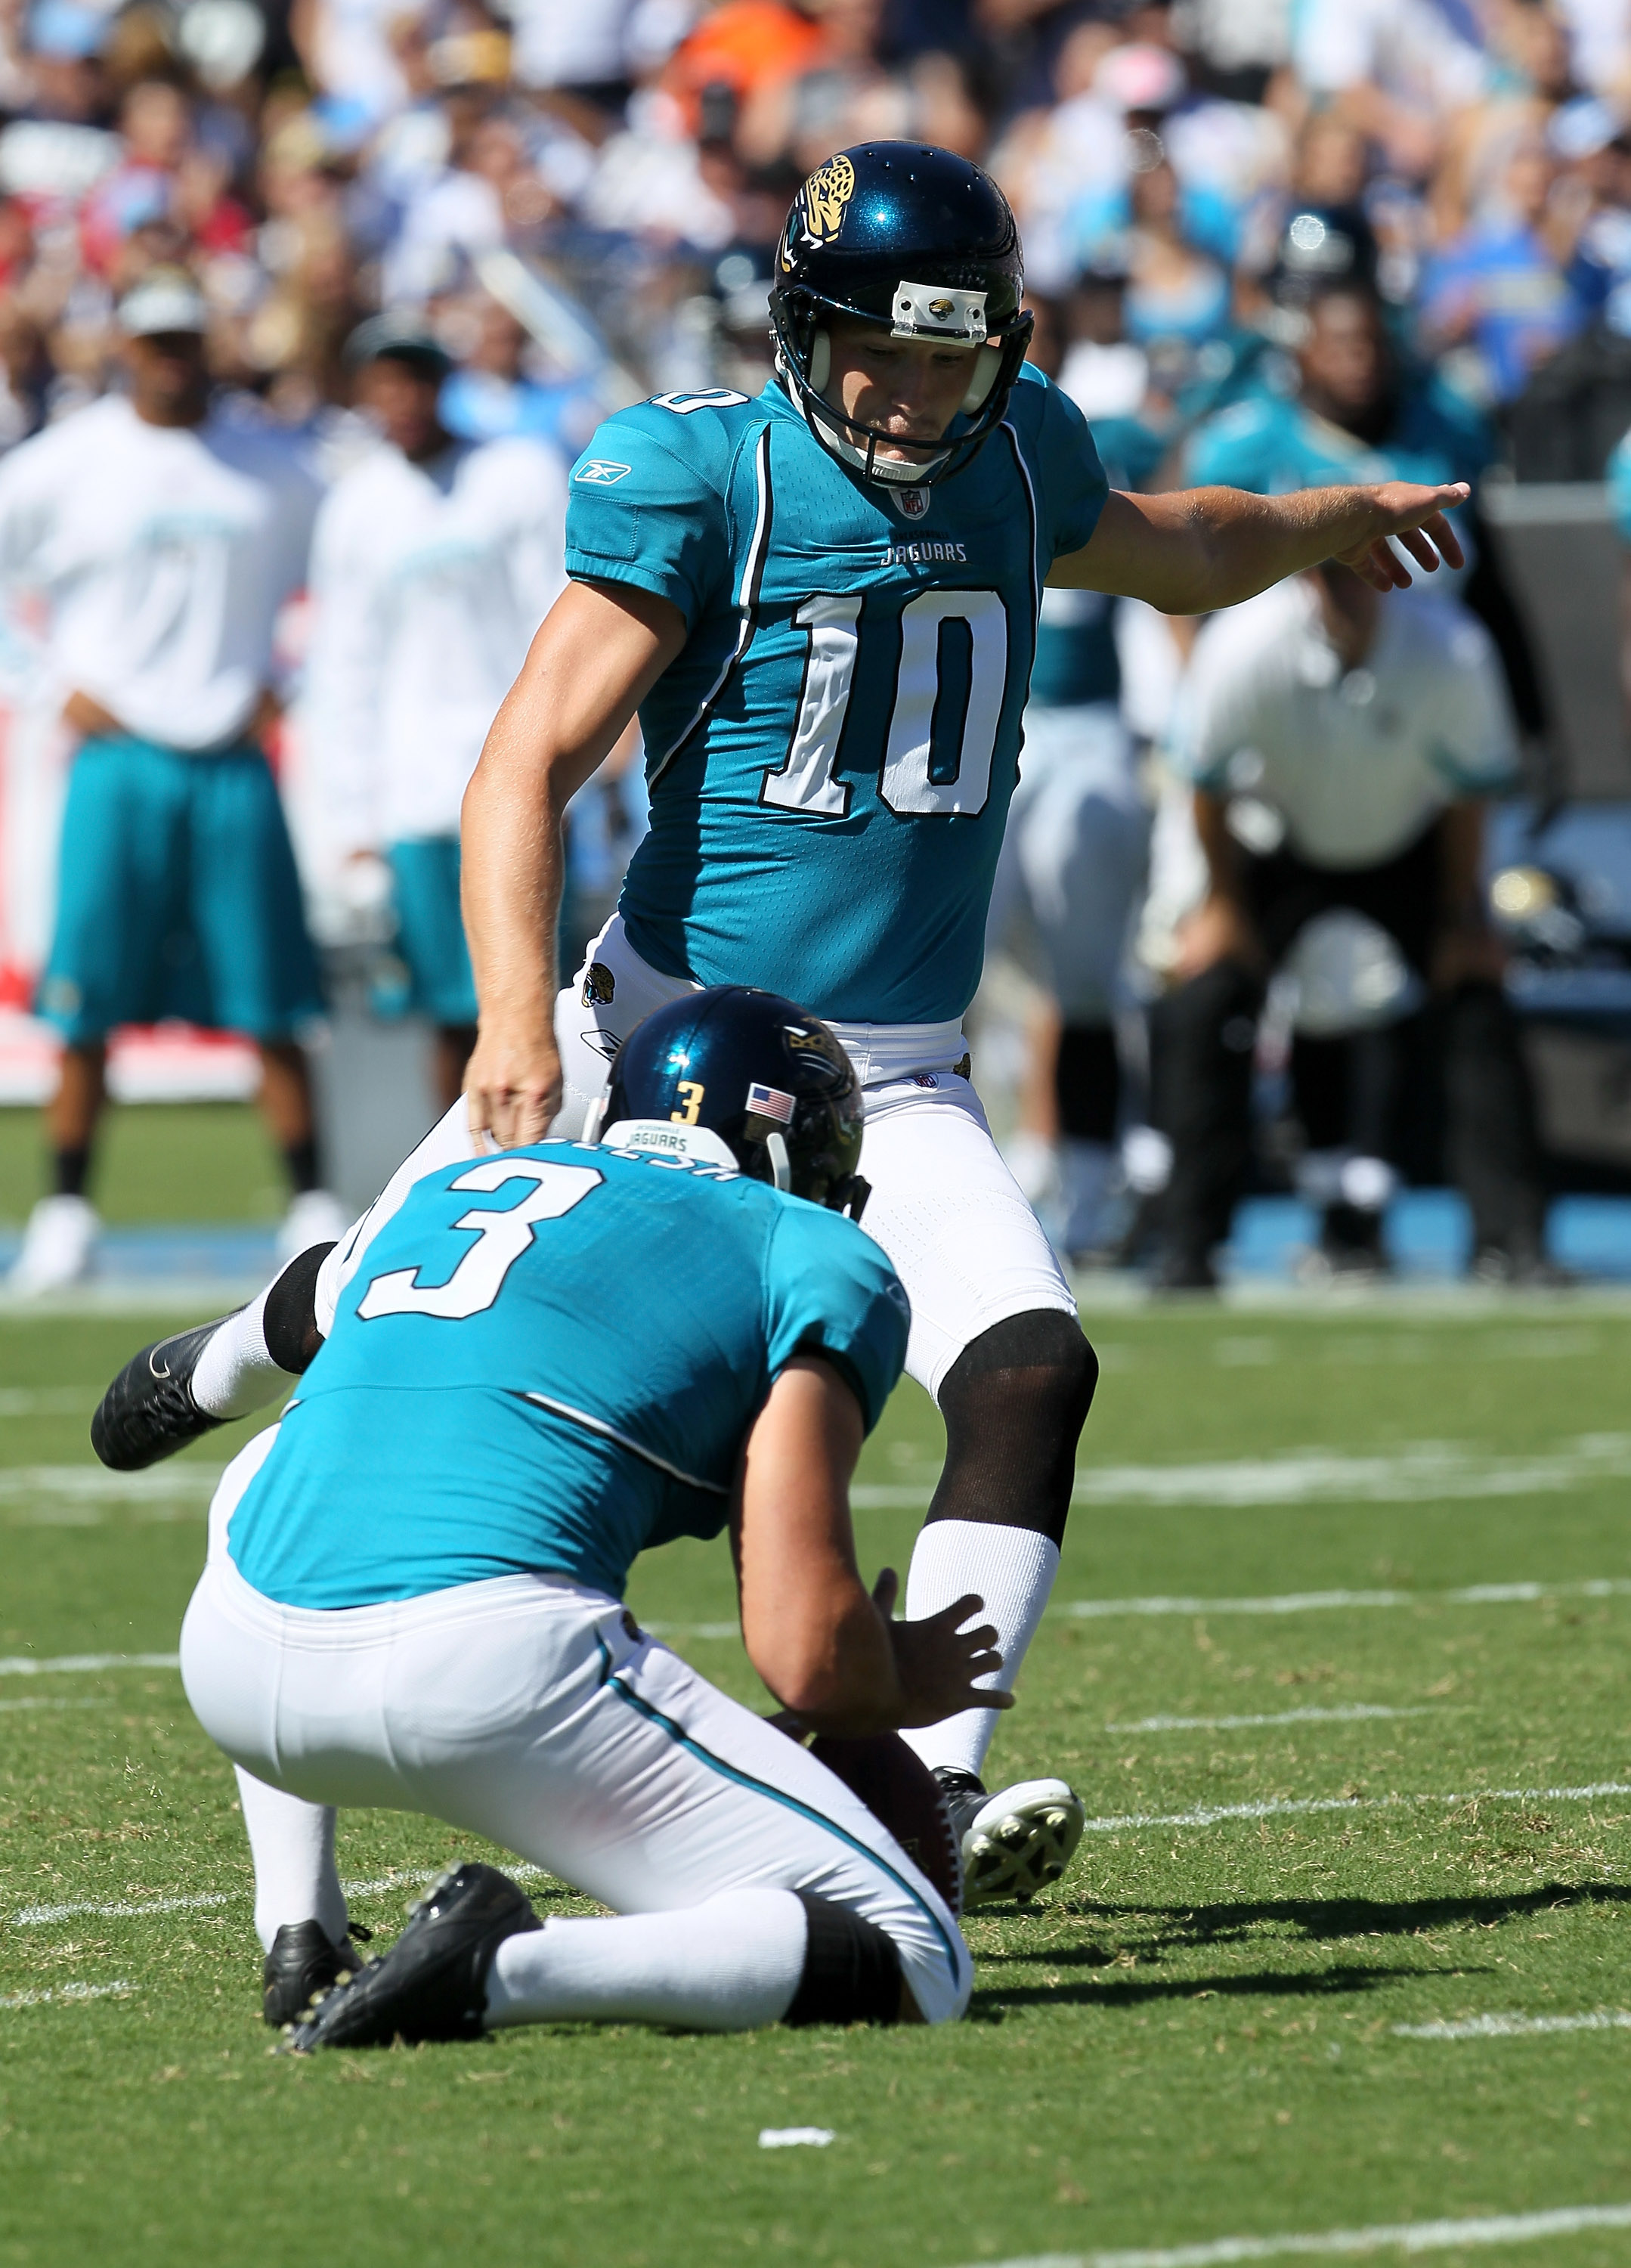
left=1106, top=1706, right=1431, bottom=1734
left=0, top=1696, right=109, bottom=1713
left=1080, top=1781, right=1631, bottom=1836
left=0, top=1389, right=97, bottom=1418
left=0, top=1466, right=221, bottom=1500
left=0, top=1980, right=137, bottom=2010
left=0, top=1652, right=180, bottom=1678
left=617, top=1580, right=1631, bottom=1642
left=1060, top=1578, right=1631, bottom=1621
left=1394, top=2010, right=1631, bottom=2040
left=954, top=2198, right=1631, bottom=2266
left=855, top=1434, right=1631, bottom=1513
left=8, top=1861, right=551, bottom=1928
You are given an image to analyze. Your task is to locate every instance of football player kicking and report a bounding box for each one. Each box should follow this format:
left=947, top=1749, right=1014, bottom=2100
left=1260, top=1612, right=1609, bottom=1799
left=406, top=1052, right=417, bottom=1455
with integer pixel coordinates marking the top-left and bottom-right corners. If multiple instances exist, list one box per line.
left=178, top=989, right=991, bottom=2043
left=94, top=142, right=1472, bottom=1920
left=453, top=144, right=1469, bottom=1895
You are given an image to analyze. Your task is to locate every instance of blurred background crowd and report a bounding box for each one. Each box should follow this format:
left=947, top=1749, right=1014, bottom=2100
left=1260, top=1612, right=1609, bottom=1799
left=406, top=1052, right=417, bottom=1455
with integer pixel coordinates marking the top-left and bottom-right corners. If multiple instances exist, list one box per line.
left=3, top=0, right=1631, bottom=1290
left=0, top=0, right=1626, bottom=476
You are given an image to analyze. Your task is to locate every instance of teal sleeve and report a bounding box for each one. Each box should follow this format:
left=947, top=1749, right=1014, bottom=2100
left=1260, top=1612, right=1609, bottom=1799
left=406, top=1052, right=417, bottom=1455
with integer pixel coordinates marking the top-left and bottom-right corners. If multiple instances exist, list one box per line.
left=1025, top=368, right=1110, bottom=559
left=761, top=1204, right=910, bottom=1434
left=1610, top=430, right=1631, bottom=545
left=565, top=414, right=733, bottom=631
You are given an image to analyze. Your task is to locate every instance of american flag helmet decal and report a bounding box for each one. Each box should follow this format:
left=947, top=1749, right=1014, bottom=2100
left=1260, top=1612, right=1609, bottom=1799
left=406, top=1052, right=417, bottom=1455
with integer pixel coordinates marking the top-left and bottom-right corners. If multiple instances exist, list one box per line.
left=746, top=1082, right=796, bottom=1123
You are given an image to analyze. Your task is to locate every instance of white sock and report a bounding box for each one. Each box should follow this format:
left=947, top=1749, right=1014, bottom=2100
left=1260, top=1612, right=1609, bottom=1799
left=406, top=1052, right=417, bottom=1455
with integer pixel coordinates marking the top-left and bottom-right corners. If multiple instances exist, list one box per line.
left=898, top=1519, right=1060, bottom=1783
left=484, top=1888, right=808, bottom=2032
left=235, top=1767, right=348, bottom=1953
left=192, top=1290, right=293, bottom=1421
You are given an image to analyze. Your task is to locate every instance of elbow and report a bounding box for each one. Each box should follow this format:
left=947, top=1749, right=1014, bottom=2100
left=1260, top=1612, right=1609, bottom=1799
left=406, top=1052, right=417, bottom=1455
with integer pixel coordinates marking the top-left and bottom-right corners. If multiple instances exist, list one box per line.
left=747, top=1629, right=841, bottom=1723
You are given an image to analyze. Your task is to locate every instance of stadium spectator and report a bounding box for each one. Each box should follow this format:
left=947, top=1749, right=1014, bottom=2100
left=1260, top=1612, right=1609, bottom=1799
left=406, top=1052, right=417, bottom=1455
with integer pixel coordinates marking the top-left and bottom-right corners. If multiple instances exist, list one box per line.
left=1185, top=273, right=1493, bottom=497
left=0, top=0, right=1619, bottom=1273
left=1153, top=562, right=1555, bottom=1289
left=5, top=270, right=336, bottom=1293
left=303, top=313, right=566, bottom=1111
left=1419, top=132, right=1593, bottom=401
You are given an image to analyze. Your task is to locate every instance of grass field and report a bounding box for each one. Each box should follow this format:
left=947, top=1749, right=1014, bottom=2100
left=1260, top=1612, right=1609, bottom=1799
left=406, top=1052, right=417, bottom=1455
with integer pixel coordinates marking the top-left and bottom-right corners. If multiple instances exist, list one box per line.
left=0, top=1105, right=286, bottom=1228
left=6, top=1297, right=1631, bottom=2267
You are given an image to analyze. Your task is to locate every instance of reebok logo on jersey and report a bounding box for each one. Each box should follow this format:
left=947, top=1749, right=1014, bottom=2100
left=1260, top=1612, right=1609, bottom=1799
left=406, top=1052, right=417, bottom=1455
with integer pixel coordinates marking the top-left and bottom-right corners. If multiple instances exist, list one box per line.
left=745, top=1083, right=795, bottom=1123
left=882, top=541, right=968, bottom=568
left=576, top=459, right=632, bottom=485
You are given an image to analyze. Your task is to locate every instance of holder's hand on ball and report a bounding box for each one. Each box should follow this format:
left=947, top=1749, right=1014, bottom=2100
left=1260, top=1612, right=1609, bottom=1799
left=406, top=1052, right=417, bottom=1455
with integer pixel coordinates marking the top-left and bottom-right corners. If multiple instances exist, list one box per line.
left=873, top=1567, right=1011, bottom=1730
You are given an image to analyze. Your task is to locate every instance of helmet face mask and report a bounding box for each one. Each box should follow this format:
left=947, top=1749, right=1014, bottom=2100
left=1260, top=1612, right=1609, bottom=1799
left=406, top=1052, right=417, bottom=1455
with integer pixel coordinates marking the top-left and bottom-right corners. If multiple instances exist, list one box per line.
left=593, top=987, right=869, bottom=1218
left=769, top=141, right=1034, bottom=491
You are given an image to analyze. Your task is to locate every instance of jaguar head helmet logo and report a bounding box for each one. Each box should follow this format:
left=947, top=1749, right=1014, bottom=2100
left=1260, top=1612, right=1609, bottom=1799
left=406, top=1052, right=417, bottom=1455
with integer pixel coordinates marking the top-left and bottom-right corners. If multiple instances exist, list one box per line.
left=797, top=153, right=856, bottom=248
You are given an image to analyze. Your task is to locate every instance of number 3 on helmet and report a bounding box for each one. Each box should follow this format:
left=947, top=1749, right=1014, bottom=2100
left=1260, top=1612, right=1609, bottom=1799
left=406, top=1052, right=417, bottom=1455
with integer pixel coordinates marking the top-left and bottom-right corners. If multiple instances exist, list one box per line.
left=769, top=140, right=1034, bottom=491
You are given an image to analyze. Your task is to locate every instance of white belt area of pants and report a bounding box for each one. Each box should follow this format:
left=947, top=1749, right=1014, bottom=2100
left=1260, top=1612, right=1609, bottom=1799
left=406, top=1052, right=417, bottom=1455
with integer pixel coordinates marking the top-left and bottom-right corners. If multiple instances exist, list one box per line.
left=821, top=1017, right=967, bottom=1088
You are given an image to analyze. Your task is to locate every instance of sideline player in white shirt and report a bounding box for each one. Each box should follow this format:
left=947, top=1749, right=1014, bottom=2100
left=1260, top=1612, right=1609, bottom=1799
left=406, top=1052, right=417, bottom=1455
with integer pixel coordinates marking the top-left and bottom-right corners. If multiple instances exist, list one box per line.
left=1156, top=563, right=1550, bottom=1282
left=4, top=271, right=341, bottom=1292
left=304, top=317, right=566, bottom=1111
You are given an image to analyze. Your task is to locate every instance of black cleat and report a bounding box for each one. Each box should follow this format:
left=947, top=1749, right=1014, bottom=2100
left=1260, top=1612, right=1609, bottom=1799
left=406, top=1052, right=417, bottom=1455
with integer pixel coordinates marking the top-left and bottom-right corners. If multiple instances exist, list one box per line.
left=262, top=1919, right=372, bottom=2028
left=91, top=1319, right=232, bottom=1470
left=285, top=1864, right=540, bottom=2050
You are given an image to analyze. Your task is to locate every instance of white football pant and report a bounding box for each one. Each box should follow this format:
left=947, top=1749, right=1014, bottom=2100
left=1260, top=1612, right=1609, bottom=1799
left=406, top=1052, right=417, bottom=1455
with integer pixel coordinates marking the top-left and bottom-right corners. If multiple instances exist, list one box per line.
left=187, top=1436, right=970, bottom=2027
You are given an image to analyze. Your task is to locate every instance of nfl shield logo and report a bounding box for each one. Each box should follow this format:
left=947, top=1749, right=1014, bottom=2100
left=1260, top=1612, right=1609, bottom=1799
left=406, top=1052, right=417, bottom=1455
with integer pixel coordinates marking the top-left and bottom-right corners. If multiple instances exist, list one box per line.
left=894, top=486, right=931, bottom=521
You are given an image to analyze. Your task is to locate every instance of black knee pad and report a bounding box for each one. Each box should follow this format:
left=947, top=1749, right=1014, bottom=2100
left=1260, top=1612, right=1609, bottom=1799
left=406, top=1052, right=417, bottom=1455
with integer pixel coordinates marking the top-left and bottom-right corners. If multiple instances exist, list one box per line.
left=782, top=1893, right=903, bottom=2027
left=263, top=1241, right=336, bottom=1374
left=1055, top=1024, right=1120, bottom=1143
left=928, top=1310, right=1098, bottom=1549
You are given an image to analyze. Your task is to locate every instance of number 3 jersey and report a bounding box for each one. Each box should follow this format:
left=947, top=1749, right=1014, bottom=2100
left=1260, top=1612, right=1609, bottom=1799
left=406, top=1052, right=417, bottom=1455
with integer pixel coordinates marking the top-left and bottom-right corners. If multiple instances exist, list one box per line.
left=566, top=368, right=1109, bottom=1025
left=224, top=1143, right=909, bottom=1610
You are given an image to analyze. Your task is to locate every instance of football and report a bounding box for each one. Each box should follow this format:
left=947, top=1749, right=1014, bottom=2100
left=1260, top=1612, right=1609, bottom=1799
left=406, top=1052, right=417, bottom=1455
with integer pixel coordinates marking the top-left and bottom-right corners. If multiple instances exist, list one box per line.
left=809, top=1732, right=963, bottom=1916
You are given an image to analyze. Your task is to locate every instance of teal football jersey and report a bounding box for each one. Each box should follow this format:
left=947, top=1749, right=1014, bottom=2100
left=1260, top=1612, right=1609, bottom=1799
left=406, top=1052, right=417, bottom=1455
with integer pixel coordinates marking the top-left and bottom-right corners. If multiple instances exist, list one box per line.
left=565, top=367, right=1109, bottom=1024
left=227, top=1142, right=909, bottom=1610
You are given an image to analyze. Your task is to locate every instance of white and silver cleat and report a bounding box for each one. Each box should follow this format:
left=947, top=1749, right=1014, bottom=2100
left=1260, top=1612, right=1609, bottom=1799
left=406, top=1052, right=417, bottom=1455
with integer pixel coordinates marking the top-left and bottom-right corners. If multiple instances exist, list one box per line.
left=938, top=1771, right=1085, bottom=1907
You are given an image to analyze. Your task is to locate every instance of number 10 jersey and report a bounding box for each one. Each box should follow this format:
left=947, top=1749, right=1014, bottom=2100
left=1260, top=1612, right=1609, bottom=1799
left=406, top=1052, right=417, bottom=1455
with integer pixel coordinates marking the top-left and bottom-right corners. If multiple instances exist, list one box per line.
left=564, top=367, right=1109, bottom=1026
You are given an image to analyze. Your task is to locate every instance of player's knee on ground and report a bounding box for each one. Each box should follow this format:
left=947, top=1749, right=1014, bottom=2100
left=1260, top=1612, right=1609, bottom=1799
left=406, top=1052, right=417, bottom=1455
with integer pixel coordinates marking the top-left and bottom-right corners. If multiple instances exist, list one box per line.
left=929, top=1310, right=1098, bottom=1550
left=782, top=1894, right=966, bottom=2027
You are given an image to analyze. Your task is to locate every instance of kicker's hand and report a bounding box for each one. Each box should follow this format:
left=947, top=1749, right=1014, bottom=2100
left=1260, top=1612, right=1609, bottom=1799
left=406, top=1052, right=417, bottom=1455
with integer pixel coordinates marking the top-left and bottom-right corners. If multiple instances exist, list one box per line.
left=1330, top=481, right=1469, bottom=592
left=873, top=1567, right=1011, bottom=1730
left=463, top=1020, right=562, bottom=1149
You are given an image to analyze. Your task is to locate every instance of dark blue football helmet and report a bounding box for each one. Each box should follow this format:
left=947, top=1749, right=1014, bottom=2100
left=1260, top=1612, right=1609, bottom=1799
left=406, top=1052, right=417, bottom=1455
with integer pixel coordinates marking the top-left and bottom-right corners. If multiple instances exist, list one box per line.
left=591, top=986, right=868, bottom=1216
left=769, top=141, right=1032, bottom=489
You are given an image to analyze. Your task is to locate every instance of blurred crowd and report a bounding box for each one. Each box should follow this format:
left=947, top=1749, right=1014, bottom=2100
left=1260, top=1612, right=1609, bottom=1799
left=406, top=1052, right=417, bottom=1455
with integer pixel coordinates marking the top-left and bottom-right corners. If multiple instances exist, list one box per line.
left=0, top=0, right=1626, bottom=465
left=7, top=0, right=1631, bottom=1291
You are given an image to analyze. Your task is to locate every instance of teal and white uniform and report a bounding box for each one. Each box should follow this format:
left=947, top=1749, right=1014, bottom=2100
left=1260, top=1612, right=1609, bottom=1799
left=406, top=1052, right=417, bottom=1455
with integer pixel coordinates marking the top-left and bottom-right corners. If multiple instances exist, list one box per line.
left=0, top=394, right=326, bottom=1043
left=181, top=1142, right=970, bottom=2025
left=551, top=368, right=1110, bottom=1397
left=565, top=367, right=1108, bottom=1025
left=227, top=1140, right=907, bottom=1609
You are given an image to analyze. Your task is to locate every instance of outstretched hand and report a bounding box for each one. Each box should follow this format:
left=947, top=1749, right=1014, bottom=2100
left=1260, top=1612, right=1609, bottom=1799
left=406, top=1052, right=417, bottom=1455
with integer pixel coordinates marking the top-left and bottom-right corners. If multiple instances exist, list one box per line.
left=872, top=1566, right=1012, bottom=1730
left=1330, top=480, right=1470, bottom=592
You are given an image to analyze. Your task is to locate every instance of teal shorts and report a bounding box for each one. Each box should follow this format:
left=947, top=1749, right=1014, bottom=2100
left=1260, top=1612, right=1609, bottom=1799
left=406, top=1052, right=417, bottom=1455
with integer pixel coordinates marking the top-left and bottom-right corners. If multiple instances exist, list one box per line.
left=37, top=735, right=323, bottom=1044
left=388, top=836, right=478, bottom=1027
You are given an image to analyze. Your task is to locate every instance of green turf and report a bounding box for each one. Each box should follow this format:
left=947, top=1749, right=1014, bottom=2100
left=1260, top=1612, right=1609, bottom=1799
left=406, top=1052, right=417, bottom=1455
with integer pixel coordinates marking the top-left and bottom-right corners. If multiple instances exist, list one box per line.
left=0, top=1105, right=285, bottom=1227
left=5, top=1303, right=1631, bottom=2266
